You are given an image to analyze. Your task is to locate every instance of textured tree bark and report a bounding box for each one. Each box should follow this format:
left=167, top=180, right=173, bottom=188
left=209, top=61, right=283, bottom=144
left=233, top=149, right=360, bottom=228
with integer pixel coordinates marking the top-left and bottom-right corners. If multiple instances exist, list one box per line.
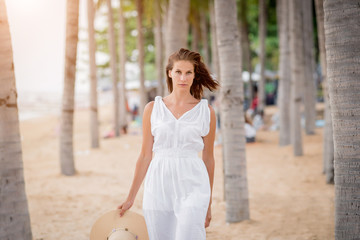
left=87, top=0, right=99, bottom=148
left=214, top=0, right=249, bottom=223
left=162, top=2, right=169, bottom=96
left=315, top=0, right=334, bottom=183
left=277, top=0, right=291, bottom=146
left=239, top=0, right=253, bottom=102
left=200, top=10, right=210, bottom=68
left=118, top=0, right=128, bottom=131
left=0, top=1, right=33, bottom=238
left=166, top=0, right=190, bottom=59
left=302, top=0, right=317, bottom=135
left=60, top=0, right=80, bottom=175
left=106, top=0, right=120, bottom=136
left=258, top=0, right=267, bottom=113
left=324, top=1, right=360, bottom=238
left=209, top=0, right=220, bottom=79
left=154, top=0, right=164, bottom=97
left=191, top=21, right=200, bottom=52
left=136, top=0, right=146, bottom=120
left=289, top=0, right=304, bottom=156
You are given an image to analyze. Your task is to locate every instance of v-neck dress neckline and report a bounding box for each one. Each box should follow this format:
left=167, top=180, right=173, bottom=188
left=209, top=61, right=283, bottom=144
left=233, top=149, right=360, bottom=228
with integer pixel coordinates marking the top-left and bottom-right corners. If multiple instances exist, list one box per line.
left=160, top=97, right=203, bottom=121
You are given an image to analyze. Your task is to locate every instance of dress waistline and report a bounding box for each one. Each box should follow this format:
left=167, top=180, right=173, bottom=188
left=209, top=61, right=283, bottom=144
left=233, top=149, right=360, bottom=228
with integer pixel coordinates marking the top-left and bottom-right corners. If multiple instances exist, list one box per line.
left=153, top=149, right=199, bottom=158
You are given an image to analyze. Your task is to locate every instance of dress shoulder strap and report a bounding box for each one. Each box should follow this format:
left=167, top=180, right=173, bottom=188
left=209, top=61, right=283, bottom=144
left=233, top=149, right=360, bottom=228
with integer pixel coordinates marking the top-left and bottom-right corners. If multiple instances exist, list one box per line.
left=200, top=98, right=211, bottom=136
left=151, top=96, right=162, bottom=123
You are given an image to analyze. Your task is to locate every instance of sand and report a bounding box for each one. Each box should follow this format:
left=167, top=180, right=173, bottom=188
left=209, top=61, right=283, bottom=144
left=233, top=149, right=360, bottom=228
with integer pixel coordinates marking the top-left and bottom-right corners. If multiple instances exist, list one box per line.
left=19, top=104, right=334, bottom=240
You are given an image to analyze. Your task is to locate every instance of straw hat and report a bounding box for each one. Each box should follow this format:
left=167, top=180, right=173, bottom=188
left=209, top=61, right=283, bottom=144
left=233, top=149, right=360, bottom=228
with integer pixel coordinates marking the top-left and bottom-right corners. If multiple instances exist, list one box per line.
left=90, top=210, right=149, bottom=240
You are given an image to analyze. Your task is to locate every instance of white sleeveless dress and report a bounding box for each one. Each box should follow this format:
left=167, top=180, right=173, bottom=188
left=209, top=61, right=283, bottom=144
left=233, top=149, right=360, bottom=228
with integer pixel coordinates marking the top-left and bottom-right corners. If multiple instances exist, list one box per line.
left=143, top=96, right=211, bottom=240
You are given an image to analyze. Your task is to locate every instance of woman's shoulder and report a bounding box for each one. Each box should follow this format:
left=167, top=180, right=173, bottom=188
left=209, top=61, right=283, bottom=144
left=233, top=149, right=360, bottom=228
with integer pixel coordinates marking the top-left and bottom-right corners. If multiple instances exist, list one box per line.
left=147, top=96, right=162, bottom=106
left=200, top=98, right=212, bottom=109
left=154, top=95, right=162, bottom=99
left=144, top=100, right=155, bottom=113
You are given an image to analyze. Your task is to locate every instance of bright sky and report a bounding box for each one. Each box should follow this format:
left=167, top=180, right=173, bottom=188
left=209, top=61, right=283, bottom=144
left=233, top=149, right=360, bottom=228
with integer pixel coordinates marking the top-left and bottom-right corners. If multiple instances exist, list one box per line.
left=5, top=0, right=89, bottom=94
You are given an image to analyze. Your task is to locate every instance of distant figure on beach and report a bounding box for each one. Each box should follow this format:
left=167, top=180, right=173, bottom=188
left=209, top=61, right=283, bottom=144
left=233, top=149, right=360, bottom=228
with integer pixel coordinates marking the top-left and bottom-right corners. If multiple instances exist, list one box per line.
left=117, top=48, right=220, bottom=240
left=245, top=113, right=256, bottom=143
left=121, top=99, right=131, bottom=134
left=103, top=99, right=131, bottom=138
left=250, top=85, right=259, bottom=115
left=246, top=85, right=264, bottom=131
left=132, top=104, right=139, bottom=121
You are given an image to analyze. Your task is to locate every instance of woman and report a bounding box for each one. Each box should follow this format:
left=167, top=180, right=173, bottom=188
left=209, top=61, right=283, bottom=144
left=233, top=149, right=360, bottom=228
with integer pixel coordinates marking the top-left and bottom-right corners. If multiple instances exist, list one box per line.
left=118, top=48, right=220, bottom=240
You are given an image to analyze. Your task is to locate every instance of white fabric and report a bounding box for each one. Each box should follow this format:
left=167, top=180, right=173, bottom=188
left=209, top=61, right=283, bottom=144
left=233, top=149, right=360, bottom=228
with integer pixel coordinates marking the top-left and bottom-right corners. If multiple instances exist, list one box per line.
left=245, top=123, right=256, bottom=138
left=143, top=96, right=211, bottom=240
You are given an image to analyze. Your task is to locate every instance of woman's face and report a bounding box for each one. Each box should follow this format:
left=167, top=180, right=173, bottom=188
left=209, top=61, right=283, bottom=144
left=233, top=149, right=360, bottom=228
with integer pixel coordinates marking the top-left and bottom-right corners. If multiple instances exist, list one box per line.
left=168, top=60, right=195, bottom=91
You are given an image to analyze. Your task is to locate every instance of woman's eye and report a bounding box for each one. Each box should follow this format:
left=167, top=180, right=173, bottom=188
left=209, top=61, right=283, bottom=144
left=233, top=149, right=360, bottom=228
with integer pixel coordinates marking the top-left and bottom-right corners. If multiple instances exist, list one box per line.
left=176, top=71, right=181, bottom=74
left=187, top=72, right=192, bottom=75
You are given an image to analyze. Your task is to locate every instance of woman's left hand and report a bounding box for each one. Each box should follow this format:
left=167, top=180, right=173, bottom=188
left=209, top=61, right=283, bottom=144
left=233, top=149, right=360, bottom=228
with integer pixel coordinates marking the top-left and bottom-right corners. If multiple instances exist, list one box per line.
left=205, top=206, right=212, bottom=228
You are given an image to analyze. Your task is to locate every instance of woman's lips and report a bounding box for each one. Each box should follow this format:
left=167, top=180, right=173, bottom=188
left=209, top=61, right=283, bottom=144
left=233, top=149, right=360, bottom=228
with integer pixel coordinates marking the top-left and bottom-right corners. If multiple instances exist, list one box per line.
left=179, top=84, right=187, bottom=86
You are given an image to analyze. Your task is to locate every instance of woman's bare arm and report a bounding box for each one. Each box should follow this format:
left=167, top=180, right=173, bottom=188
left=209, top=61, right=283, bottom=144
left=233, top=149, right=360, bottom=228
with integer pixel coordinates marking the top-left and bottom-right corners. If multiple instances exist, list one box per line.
left=118, top=101, right=154, bottom=216
left=202, top=104, right=216, bottom=227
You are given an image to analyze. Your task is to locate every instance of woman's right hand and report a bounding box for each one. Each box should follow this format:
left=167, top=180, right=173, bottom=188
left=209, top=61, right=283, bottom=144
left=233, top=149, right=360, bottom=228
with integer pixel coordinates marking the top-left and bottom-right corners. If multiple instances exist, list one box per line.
left=117, top=199, right=134, bottom=217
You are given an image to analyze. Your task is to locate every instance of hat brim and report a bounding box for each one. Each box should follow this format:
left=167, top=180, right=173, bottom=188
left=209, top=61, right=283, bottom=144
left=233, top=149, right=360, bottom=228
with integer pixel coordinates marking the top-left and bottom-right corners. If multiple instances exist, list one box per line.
left=90, top=210, right=149, bottom=240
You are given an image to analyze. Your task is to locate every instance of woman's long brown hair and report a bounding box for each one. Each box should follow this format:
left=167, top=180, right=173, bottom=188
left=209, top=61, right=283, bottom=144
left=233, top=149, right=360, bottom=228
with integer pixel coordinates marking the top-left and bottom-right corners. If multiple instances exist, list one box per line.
left=166, top=48, right=220, bottom=100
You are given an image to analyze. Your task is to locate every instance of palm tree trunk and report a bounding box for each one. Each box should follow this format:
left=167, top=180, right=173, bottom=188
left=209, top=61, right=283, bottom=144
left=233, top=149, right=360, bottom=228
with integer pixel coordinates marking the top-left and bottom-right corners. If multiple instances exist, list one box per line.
left=154, top=0, right=164, bottom=97
left=258, top=0, right=267, bottom=113
left=87, top=0, right=99, bottom=148
left=200, top=10, right=210, bottom=68
left=166, top=0, right=190, bottom=58
left=289, top=0, right=304, bottom=156
left=200, top=10, right=211, bottom=100
left=324, top=1, right=360, bottom=238
left=106, top=0, right=120, bottom=136
left=215, top=0, right=250, bottom=223
left=0, top=1, right=33, bottom=238
left=209, top=0, right=220, bottom=79
left=239, top=0, right=253, bottom=102
left=119, top=0, right=128, bottom=132
left=302, top=0, right=316, bottom=135
left=136, top=0, right=146, bottom=120
left=191, top=21, right=199, bottom=52
left=315, top=0, right=334, bottom=183
left=277, top=0, right=291, bottom=146
left=162, top=2, right=169, bottom=96
left=60, top=0, right=80, bottom=175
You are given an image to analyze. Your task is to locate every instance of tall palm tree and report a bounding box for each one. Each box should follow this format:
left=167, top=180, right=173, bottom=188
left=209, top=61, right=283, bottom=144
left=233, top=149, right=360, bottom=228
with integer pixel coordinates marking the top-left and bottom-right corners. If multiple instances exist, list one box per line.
left=60, top=0, right=80, bottom=175
left=214, top=0, right=250, bottom=222
left=165, top=0, right=190, bottom=58
left=199, top=4, right=211, bottom=100
left=315, top=0, right=334, bottom=183
left=200, top=10, right=210, bottom=68
left=0, top=1, right=33, bottom=238
left=324, top=1, right=360, bottom=238
left=190, top=20, right=200, bottom=52
left=258, top=0, right=267, bottom=113
left=118, top=0, right=128, bottom=132
left=87, top=0, right=100, bottom=148
left=136, top=0, right=146, bottom=119
left=289, top=0, right=304, bottom=156
left=239, top=0, right=254, bottom=102
left=277, top=0, right=291, bottom=146
left=209, top=0, right=220, bottom=78
left=154, top=0, right=164, bottom=97
left=106, top=0, right=120, bottom=136
left=162, top=1, right=169, bottom=96
left=302, top=0, right=316, bottom=135
left=188, top=0, right=210, bottom=99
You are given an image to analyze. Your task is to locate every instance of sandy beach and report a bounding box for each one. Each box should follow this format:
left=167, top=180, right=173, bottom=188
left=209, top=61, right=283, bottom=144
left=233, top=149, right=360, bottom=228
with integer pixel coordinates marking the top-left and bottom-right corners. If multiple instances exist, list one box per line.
left=19, top=103, right=334, bottom=240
